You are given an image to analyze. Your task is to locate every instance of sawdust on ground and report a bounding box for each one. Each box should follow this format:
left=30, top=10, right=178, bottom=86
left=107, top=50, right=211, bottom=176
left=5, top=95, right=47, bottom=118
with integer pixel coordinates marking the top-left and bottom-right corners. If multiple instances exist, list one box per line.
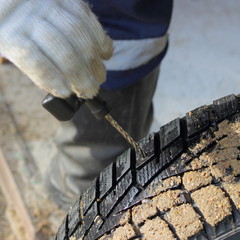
left=0, top=63, right=64, bottom=239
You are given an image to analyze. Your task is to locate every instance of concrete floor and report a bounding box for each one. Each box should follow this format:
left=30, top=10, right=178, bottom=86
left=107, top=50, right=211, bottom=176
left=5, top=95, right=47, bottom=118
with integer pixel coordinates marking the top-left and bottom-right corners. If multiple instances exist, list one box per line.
left=152, top=0, right=240, bottom=130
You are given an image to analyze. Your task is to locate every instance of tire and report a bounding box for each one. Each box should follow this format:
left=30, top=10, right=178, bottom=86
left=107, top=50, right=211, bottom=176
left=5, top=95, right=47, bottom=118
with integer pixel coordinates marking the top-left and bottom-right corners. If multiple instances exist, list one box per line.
left=55, top=94, right=240, bottom=240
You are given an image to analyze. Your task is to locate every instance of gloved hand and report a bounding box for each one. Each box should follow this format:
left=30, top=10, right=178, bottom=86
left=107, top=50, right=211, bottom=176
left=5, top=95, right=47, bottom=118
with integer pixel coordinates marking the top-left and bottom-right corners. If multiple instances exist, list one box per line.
left=0, top=0, right=113, bottom=99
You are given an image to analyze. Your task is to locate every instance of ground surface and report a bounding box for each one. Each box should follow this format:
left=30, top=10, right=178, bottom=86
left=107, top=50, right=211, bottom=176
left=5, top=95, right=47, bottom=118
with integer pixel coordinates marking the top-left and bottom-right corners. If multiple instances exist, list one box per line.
left=0, top=64, right=64, bottom=239
left=0, top=1, right=240, bottom=239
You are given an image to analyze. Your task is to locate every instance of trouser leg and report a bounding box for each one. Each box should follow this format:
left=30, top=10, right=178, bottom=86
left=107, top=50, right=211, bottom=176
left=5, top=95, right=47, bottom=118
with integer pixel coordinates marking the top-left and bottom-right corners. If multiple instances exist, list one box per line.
left=46, top=66, right=160, bottom=208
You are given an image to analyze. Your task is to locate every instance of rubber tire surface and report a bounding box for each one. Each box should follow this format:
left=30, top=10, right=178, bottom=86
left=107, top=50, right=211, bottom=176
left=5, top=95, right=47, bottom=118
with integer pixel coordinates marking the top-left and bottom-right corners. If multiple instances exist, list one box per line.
left=55, top=94, right=240, bottom=240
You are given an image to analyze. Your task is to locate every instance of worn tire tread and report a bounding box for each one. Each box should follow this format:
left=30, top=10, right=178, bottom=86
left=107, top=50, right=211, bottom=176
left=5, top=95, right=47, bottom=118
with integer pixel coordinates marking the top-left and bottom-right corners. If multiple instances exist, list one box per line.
left=56, top=94, right=240, bottom=240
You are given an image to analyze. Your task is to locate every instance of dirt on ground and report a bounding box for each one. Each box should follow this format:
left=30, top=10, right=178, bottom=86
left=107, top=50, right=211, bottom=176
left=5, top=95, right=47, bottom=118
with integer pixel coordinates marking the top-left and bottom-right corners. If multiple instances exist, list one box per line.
left=0, top=189, right=14, bottom=240
left=0, top=63, right=64, bottom=239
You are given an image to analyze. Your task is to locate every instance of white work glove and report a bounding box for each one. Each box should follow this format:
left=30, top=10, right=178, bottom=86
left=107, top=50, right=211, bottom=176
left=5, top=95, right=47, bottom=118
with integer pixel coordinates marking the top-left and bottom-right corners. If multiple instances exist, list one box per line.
left=0, top=0, right=113, bottom=99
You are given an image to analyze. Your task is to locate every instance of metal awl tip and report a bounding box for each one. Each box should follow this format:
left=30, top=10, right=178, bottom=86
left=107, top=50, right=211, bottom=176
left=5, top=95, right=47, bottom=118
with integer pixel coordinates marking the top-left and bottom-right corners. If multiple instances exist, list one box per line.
left=104, top=114, right=146, bottom=158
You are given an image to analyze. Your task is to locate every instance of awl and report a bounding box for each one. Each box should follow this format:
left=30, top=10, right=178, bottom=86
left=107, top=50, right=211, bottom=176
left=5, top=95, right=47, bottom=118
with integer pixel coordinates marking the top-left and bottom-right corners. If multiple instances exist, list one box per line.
left=42, top=94, right=146, bottom=157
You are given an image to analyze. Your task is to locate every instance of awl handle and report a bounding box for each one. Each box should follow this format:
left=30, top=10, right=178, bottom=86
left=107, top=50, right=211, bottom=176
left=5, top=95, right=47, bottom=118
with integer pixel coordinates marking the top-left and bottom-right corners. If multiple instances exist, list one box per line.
left=42, top=94, right=110, bottom=121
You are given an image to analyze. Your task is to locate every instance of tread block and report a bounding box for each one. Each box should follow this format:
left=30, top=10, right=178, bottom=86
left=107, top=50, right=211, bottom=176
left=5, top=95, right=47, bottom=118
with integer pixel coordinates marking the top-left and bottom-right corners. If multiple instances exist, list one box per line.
left=68, top=197, right=81, bottom=237
left=230, top=112, right=240, bottom=123
left=83, top=202, right=98, bottom=231
left=98, top=212, right=125, bottom=238
left=73, top=225, right=84, bottom=240
left=137, top=158, right=161, bottom=187
left=100, top=171, right=132, bottom=217
left=187, top=134, right=201, bottom=149
left=116, top=149, right=132, bottom=180
left=136, top=133, right=156, bottom=168
left=137, top=139, right=183, bottom=187
left=85, top=215, right=104, bottom=240
left=186, top=106, right=210, bottom=137
left=159, top=118, right=181, bottom=150
left=213, top=94, right=238, bottom=121
left=113, top=186, right=140, bottom=213
left=99, top=163, right=113, bottom=198
left=158, top=157, right=188, bottom=181
left=160, top=138, right=183, bottom=167
left=56, top=217, right=67, bottom=240
left=169, top=138, right=184, bottom=159
left=82, top=178, right=97, bottom=215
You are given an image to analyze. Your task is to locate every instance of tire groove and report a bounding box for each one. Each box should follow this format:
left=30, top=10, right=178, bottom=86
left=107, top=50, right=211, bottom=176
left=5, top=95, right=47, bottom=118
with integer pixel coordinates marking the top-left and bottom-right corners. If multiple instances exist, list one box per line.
left=183, top=188, right=213, bottom=240
left=219, top=184, right=240, bottom=228
left=129, top=209, right=142, bottom=239
left=160, top=214, right=181, bottom=240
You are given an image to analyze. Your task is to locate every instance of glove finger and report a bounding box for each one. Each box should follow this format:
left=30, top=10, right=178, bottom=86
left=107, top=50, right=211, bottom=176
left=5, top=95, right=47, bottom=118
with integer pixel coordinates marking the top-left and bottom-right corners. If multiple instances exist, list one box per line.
left=89, top=56, right=107, bottom=85
left=59, top=0, right=113, bottom=60
left=71, top=56, right=106, bottom=99
left=1, top=34, right=72, bottom=98
left=32, top=19, right=102, bottom=99
left=98, top=35, right=114, bottom=61
left=46, top=5, right=94, bottom=62
left=0, top=0, right=26, bottom=22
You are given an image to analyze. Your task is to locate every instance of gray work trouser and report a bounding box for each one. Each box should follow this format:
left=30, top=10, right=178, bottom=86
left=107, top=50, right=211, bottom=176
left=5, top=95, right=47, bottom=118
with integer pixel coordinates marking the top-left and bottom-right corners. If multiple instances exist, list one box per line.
left=46, top=67, right=160, bottom=208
